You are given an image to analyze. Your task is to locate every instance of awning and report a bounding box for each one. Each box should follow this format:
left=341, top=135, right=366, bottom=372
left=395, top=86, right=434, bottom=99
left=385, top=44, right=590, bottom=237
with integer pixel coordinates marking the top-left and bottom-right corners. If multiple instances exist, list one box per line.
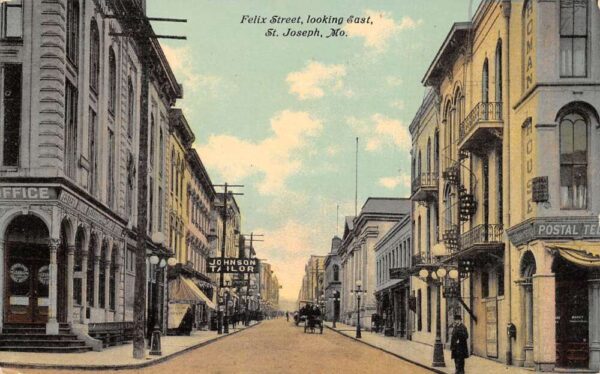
left=547, top=241, right=600, bottom=268
left=168, top=275, right=216, bottom=309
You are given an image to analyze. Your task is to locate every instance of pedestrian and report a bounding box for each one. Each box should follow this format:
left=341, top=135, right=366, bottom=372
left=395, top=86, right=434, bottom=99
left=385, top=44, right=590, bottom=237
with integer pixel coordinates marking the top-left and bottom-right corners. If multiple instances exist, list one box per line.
left=450, top=314, right=469, bottom=374
left=286, top=311, right=289, bottom=322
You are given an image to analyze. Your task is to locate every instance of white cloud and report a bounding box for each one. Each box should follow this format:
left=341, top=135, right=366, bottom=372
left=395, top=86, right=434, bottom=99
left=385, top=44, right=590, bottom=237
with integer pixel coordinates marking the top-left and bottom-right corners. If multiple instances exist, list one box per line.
left=379, top=174, right=411, bottom=190
left=344, top=10, right=423, bottom=52
left=348, top=114, right=411, bottom=152
left=390, top=100, right=405, bottom=110
left=386, top=76, right=403, bottom=87
left=196, top=110, right=322, bottom=195
left=163, top=45, right=223, bottom=98
left=286, top=61, right=347, bottom=100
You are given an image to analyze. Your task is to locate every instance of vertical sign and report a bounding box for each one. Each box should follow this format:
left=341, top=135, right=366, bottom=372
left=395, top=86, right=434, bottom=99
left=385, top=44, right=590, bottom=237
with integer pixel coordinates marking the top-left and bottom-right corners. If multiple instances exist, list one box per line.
left=486, top=300, right=498, bottom=358
left=523, top=0, right=535, bottom=91
left=522, top=118, right=534, bottom=217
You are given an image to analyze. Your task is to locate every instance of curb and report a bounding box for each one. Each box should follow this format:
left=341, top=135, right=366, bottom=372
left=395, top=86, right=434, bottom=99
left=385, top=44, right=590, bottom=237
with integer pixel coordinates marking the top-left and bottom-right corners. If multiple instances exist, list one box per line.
left=325, top=325, right=445, bottom=374
left=0, top=322, right=261, bottom=371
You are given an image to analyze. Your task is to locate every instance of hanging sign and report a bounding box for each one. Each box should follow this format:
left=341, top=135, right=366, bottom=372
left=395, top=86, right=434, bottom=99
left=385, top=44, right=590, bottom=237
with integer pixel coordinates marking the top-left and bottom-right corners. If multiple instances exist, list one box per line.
left=207, top=258, right=260, bottom=274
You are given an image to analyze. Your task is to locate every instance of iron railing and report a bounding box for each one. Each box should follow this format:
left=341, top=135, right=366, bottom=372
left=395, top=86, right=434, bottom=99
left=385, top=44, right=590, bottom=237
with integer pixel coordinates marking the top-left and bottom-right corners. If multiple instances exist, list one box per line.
left=460, top=224, right=504, bottom=251
left=459, top=102, right=503, bottom=142
left=411, top=172, right=439, bottom=193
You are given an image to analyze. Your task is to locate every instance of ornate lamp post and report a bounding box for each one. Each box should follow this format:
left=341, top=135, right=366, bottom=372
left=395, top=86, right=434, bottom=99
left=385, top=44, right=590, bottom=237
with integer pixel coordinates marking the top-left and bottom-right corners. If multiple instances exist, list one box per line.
left=419, top=267, right=460, bottom=367
left=350, top=280, right=367, bottom=339
left=149, top=254, right=177, bottom=356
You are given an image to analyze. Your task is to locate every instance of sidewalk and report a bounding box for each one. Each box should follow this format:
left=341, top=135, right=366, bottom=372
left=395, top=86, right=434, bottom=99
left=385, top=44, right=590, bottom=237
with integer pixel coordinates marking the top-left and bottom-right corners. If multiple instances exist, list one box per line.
left=0, top=322, right=259, bottom=370
left=325, top=322, right=530, bottom=374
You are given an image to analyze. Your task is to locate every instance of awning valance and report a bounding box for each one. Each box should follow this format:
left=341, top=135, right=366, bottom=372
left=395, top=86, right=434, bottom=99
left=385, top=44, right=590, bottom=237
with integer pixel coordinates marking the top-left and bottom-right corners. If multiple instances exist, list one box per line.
left=547, top=241, right=600, bottom=268
left=168, top=275, right=216, bottom=309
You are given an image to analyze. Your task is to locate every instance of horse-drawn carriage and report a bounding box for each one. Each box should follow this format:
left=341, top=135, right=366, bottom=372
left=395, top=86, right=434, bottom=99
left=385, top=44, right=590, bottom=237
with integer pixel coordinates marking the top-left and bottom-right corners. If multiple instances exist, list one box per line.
left=304, top=314, right=323, bottom=334
left=296, top=304, right=323, bottom=334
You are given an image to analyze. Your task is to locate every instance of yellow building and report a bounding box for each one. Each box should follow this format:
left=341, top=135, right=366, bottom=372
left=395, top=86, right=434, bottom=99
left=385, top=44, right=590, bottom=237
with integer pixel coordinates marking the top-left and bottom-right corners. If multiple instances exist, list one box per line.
left=412, top=0, right=600, bottom=371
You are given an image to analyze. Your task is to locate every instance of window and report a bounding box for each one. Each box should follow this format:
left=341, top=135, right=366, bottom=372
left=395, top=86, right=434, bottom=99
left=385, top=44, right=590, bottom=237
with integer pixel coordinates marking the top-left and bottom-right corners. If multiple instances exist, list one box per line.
left=87, top=237, right=96, bottom=306
left=482, top=59, right=489, bottom=105
left=149, top=113, right=155, bottom=166
left=497, top=150, right=503, bottom=224
left=66, top=0, right=79, bottom=65
left=495, top=40, right=503, bottom=102
left=107, top=129, right=115, bottom=208
left=417, top=289, right=422, bottom=331
left=127, top=79, right=135, bottom=137
left=159, top=128, right=164, bottom=177
left=99, top=244, right=106, bottom=308
left=417, top=216, right=422, bottom=258
left=426, top=138, right=431, bottom=174
left=171, top=149, right=176, bottom=192
left=497, top=266, right=505, bottom=297
left=426, top=286, right=432, bottom=333
left=126, top=152, right=134, bottom=218
left=64, top=82, right=78, bottom=178
left=333, top=265, right=339, bottom=282
left=148, top=176, right=154, bottom=233
left=426, top=208, right=431, bottom=261
left=89, top=20, right=99, bottom=92
left=2, top=0, right=22, bottom=39
left=108, top=48, right=116, bottom=114
left=88, top=109, right=97, bottom=194
left=158, top=186, right=163, bottom=231
left=560, top=0, right=587, bottom=77
left=434, top=130, right=439, bottom=174
left=109, top=247, right=117, bottom=310
left=482, top=271, right=489, bottom=298
left=2, top=64, right=22, bottom=166
left=74, top=231, right=84, bottom=306
left=560, top=112, right=588, bottom=209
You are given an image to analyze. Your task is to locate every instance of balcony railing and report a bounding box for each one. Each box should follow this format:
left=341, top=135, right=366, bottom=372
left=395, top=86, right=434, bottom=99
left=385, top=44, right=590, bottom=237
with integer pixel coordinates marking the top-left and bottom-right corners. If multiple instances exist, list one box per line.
left=460, top=224, right=504, bottom=251
left=411, top=172, right=439, bottom=201
left=459, top=102, right=503, bottom=145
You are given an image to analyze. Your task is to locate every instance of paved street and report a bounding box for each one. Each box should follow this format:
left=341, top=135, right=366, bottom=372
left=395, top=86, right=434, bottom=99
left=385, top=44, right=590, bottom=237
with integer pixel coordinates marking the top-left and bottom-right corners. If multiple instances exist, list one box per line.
left=19, top=319, right=432, bottom=374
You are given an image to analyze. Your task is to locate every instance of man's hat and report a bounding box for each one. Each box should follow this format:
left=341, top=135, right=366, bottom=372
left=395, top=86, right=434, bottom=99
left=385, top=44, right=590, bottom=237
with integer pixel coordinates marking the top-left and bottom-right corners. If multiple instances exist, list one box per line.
left=454, top=314, right=462, bottom=320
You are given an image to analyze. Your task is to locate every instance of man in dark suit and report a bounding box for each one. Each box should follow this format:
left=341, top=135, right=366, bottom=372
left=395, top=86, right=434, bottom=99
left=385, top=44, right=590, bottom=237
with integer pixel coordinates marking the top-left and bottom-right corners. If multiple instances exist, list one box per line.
left=450, top=314, right=469, bottom=374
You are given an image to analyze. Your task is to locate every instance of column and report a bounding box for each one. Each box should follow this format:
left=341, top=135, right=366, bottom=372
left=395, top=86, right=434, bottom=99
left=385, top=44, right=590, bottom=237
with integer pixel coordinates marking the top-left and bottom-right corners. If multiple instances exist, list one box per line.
left=532, top=274, right=555, bottom=372
left=115, top=247, right=123, bottom=322
left=589, top=274, right=600, bottom=371
left=47, top=239, right=60, bottom=334
left=80, top=251, right=88, bottom=323
left=523, top=282, right=534, bottom=367
left=0, top=240, right=4, bottom=332
left=66, top=245, right=75, bottom=324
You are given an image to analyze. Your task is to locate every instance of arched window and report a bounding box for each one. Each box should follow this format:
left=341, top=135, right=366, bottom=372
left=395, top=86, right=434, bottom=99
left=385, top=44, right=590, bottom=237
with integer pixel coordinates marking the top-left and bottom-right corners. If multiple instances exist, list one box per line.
left=87, top=236, right=96, bottom=306
left=74, top=229, right=85, bottom=306
left=99, top=241, right=107, bottom=308
left=89, top=19, right=99, bottom=91
left=108, top=47, right=117, bottom=114
left=560, top=0, right=588, bottom=77
left=127, top=79, right=135, bottom=137
left=109, top=247, right=117, bottom=310
left=66, top=0, right=79, bottom=65
left=444, top=101, right=453, bottom=156
left=495, top=40, right=503, bottom=102
left=482, top=59, right=489, bottom=104
left=444, top=184, right=453, bottom=227
left=434, top=130, right=439, bottom=175
left=149, top=114, right=155, bottom=165
left=417, top=150, right=422, bottom=178
left=171, top=148, right=175, bottom=192
left=426, top=138, right=431, bottom=174
left=560, top=111, right=588, bottom=209
left=333, top=265, right=339, bottom=282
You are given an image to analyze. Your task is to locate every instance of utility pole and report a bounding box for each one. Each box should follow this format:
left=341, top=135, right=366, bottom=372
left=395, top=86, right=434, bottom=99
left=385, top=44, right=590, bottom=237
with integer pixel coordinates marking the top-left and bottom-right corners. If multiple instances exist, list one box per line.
left=104, top=1, right=186, bottom=359
left=241, top=233, right=264, bottom=326
left=213, top=183, right=243, bottom=334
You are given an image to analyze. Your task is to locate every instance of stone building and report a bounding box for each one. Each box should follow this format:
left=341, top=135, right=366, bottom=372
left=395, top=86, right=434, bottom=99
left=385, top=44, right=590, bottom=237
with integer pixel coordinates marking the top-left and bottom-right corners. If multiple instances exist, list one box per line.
left=0, top=0, right=183, bottom=351
left=296, top=255, right=326, bottom=308
left=412, top=0, right=600, bottom=371
left=324, top=236, right=342, bottom=322
left=338, top=198, right=410, bottom=329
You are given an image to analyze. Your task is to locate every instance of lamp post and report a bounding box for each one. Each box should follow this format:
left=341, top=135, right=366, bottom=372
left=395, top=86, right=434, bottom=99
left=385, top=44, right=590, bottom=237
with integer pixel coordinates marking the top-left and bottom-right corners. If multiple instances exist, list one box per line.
left=350, top=280, right=367, bottom=339
left=148, top=254, right=177, bottom=356
left=419, top=267, right=460, bottom=367
left=329, top=291, right=340, bottom=328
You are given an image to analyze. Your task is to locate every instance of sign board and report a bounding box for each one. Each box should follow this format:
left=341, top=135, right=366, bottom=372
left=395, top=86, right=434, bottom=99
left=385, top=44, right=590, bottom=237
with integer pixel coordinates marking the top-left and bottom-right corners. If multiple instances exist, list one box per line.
left=507, top=216, right=600, bottom=246
left=0, top=186, right=57, bottom=200
left=207, top=258, right=260, bottom=274
left=168, top=303, right=191, bottom=329
left=486, top=300, right=498, bottom=358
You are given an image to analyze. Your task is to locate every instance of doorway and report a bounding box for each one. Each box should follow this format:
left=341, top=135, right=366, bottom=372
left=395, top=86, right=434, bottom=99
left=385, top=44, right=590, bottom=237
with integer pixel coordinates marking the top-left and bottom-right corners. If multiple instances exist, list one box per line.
left=4, top=215, right=50, bottom=324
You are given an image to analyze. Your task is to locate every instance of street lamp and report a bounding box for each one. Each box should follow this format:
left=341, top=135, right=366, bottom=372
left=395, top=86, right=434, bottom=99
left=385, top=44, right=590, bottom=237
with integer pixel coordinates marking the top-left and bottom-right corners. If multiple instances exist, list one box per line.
left=350, top=280, right=367, bottom=339
left=419, top=266, right=460, bottom=367
left=329, top=291, right=340, bottom=328
left=148, top=254, right=176, bottom=356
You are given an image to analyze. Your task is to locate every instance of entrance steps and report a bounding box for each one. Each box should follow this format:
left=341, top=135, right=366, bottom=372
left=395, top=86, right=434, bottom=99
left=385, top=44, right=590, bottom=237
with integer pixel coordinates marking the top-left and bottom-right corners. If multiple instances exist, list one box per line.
left=0, top=323, right=92, bottom=353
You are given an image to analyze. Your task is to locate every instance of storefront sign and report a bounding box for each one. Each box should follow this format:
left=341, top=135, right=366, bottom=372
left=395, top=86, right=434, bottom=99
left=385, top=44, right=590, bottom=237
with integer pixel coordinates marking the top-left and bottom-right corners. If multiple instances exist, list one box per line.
left=207, top=258, right=260, bottom=274
left=0, top=186, right=57, bottom=200
left=507, top=217, right=600, bottom=246
left=523, top=0, right=535, bottom=91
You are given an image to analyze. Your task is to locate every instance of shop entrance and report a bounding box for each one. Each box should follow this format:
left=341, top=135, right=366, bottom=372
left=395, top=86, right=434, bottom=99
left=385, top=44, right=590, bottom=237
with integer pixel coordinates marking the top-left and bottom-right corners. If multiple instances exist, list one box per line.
left=555, top=257, right=589, bottom=368
left=4, top=215, right=50, bottom=324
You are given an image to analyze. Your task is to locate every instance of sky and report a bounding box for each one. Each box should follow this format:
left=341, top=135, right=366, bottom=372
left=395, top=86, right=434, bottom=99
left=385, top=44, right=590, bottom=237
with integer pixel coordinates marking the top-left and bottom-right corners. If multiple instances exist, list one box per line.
left=148, top=0, right=480, bottom=311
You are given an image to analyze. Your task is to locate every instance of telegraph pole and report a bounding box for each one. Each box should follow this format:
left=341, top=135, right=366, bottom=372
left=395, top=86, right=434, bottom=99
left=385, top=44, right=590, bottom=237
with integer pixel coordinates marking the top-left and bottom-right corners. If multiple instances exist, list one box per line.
left=213, top=183, right=243, bottom=334
left=241, top=233, right=264, bottom=326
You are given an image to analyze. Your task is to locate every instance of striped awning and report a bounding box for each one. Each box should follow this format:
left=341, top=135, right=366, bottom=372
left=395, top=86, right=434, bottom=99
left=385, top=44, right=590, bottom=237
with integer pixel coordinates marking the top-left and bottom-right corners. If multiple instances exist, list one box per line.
left=169, top=275, right=216, bottom=309
left=547, top=241, right=600, bottom=268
